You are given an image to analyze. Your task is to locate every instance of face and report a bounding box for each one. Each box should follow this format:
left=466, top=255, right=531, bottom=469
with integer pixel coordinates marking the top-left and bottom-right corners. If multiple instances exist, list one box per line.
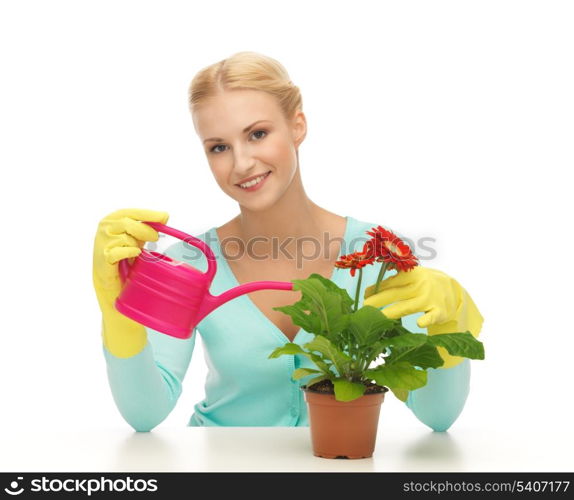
left=192, top=89, right=306, bottom=211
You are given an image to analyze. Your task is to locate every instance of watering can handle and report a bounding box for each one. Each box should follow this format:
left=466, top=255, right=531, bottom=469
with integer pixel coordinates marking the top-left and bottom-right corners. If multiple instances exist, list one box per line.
left=118, top=221, right=217, bottom=283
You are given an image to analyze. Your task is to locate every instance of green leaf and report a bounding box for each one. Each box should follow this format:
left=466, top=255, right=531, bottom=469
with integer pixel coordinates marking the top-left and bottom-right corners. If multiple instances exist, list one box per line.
left=306, top=273, right=355, bottom=313
left=333, top=378, right=366, bottom=402
left=306, top=374, right=332, bottom=387
left=268, top=342, right=332, bottom=373
left=302, top=352, right=332, bottom=373
left=364, top=339, right=391, bottom=364
left=385, top=343, right=445, bottom=369
left=427, top=332, right=485, bottom=360
left=268, top=343, right=306, bottom=358
left=347, top=305, right=397, bottom=346
left=390, top=321, right=413, bottom=335
left=290, top=277, right=351, bottom=337
left=272, top=303, right=322, bottom=335
left=390, top=387, right=409, bottom=402
left=292, top=368, right=322, bottom=380
left=365, top=362, right=428, bottom=391
left=379, top=333, right=429, bottom=349
left=304, top=335, right=353, bottom=375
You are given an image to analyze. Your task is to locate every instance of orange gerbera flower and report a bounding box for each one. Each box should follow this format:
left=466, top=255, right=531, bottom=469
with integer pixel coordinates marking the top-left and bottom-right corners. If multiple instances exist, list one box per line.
left=365, top=225, right=419, bottom=272
left=334, top=249, right=376, bottom=277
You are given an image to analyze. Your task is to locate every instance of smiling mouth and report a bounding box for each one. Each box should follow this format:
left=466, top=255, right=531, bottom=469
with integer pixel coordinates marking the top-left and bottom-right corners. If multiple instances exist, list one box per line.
left=236, top=171, right=271, bottom=189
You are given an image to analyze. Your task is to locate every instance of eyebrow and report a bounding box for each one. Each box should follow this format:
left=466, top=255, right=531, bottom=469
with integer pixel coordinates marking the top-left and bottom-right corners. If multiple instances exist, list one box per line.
left=203, top=120, right=272, bottom=144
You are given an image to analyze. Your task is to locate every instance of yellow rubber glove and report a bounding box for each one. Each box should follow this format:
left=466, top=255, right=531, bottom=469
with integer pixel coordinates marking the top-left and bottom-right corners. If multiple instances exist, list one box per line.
left=364, top=267, right=484, bottom=369
left=92, top=208, right=170, bottom=358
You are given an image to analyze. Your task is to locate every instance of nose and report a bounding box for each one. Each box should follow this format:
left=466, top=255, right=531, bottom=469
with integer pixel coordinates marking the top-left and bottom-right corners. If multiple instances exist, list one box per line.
left=232, top=141, right=256, bottom=173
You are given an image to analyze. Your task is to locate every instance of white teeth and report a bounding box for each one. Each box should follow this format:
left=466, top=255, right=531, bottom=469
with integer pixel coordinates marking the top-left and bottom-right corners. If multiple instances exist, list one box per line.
left=239, top=172, right=268, bottom=188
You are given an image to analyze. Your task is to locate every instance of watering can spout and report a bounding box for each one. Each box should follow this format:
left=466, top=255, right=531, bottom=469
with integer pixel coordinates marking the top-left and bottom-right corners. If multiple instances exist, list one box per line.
left=195, top=280, right=294, bottom=327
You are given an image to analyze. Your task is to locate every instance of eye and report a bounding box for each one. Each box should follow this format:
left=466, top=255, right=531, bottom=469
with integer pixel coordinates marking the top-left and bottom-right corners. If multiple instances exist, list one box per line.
left=251, top=129, right=267, bottom=140
left=208, top=130, right=267, bottom=154
left=209, top=144, right=227, bottom=154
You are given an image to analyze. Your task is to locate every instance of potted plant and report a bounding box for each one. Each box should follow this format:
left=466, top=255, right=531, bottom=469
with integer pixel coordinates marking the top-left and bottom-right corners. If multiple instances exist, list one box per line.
left=268, top=225, right=485, bottom=459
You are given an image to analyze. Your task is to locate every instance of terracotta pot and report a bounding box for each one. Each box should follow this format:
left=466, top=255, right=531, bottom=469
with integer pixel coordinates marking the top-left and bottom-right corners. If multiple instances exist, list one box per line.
left=302, top=384, right=389, bottom=459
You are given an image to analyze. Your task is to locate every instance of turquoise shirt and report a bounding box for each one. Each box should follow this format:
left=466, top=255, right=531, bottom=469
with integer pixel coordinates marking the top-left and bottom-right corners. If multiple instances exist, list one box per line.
left=102, top=215, right=471, bottom=432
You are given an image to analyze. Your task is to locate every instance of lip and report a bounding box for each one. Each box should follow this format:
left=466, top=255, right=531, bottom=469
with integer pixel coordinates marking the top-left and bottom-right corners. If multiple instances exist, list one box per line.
left=236, top=171, right=271, bottom=192
left=235, top=171, right=271, bottom=186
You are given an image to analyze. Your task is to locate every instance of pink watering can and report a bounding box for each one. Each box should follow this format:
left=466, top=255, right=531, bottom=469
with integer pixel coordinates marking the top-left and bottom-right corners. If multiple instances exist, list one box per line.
left=115, top=222, right=294, bottom=339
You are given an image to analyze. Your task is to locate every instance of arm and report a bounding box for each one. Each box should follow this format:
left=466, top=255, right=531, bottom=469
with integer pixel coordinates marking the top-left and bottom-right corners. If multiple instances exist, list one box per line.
left=101, top=239, right=203, bottom=432
left=359, top=223, right=484, bottom=431
left=364, top=266, right=484, bottom=432
left=405, top=358, right=471, bottom=432
left=102, top=326, right=197, bottom=432
left=401, top=305, right=478, bottom=432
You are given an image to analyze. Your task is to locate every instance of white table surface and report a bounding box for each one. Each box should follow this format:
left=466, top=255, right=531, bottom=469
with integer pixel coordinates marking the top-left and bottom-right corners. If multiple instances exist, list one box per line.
left=1, top=425, right=571, bottom=472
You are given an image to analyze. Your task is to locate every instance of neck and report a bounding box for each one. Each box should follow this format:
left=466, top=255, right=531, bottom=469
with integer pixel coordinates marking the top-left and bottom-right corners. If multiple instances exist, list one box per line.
left=228, top=167, right=343, bottom=265
left=236, top=167, right=326, bottom=240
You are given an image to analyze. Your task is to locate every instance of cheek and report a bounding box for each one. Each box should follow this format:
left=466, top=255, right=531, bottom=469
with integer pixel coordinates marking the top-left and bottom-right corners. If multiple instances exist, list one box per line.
left=208, top=161, right=233, bottom=188
left=261, top=134, right=294, bottom=164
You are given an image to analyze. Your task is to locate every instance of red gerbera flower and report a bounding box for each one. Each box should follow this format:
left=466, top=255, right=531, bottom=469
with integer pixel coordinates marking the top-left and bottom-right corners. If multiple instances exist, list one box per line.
left=364, top=225, right=419, bottom=272
left=334, top=249, right=376, bottom=277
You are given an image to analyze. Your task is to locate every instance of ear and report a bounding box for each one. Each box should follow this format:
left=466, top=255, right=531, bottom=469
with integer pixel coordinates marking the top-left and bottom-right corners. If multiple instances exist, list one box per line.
left=291, top=110, right=307, bottom=149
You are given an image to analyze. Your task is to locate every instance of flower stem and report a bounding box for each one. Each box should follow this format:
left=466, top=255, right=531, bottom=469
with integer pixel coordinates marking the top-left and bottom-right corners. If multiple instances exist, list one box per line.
left=353, top=267, right=363, bottom=312
left=374, top=261, right=389, bottom=294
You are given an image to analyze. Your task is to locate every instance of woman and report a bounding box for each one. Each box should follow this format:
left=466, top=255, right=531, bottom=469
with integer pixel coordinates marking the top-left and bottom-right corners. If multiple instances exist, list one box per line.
left=92, top=51, right=484, bottom=431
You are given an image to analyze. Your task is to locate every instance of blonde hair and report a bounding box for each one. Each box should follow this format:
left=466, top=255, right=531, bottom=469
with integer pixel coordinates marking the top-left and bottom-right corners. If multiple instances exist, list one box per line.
left=188, top=51, right=303, bottom=122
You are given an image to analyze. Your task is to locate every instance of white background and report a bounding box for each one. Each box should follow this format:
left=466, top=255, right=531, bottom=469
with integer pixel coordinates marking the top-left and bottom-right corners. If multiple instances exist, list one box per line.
left=1, top=0, right=572, bottom=468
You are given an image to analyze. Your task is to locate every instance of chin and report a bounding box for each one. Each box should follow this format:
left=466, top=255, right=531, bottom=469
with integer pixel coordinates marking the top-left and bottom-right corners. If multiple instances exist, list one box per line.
left=238, top=193, right=280, bottom=212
